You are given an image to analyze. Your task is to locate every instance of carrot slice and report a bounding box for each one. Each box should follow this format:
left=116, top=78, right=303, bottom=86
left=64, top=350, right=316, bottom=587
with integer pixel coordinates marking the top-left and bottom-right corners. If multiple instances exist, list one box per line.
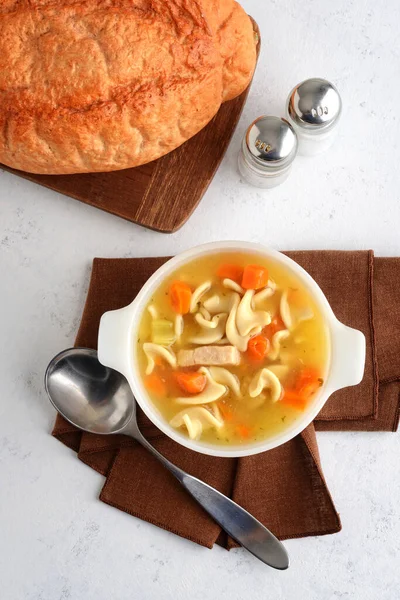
left=282, top=368, right=323, bottom=410
left=295, top=367, right=322, bottom=397
left=218, top=402, right=234, bottom=422
left=263, top=315, right=286, bottom=339
left=145, top=373, right=167, bottom=397
left=241, top=264, right=269, bottom=290
left=281, top=389, right=307, bottom=410
left=217, top=264, right=243, bottom=283
left=236, top=424, right=251, bottom=438
left=169, top=281, right=192, bottom=314
left=247, top=335, right=270, bottom=361
left=175, top=371, right=207, bottom=394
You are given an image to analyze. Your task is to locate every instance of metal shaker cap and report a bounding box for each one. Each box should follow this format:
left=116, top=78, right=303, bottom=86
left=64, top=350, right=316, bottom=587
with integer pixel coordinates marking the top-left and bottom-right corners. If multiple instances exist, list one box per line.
left=287, top=78, right=342, bottom=131
left=245, top=116, right=298, bottom=170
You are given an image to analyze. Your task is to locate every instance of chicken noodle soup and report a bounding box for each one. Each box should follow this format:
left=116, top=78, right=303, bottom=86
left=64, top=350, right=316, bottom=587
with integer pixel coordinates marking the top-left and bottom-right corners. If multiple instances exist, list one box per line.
left=137, top=253, right=329, bottom=445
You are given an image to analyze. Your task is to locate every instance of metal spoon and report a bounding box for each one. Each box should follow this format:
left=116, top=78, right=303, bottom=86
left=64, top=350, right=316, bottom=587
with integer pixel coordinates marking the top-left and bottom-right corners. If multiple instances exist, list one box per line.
left=45, top=348, right=289, bottom=570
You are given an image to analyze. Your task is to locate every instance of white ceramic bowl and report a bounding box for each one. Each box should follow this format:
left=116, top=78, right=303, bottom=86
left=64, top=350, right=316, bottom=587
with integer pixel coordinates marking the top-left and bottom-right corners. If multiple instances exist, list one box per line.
left=98, top=241, right=366, bottom=457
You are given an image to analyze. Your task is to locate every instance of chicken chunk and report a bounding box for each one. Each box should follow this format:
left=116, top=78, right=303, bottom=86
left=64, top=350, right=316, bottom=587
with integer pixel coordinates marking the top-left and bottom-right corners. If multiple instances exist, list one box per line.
left=177, top=345, right=241, bottom=367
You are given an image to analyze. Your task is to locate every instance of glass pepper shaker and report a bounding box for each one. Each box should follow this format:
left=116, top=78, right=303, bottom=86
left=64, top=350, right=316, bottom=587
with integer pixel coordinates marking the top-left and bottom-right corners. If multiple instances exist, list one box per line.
left=286, top=78, right=342, bottom=156
left=238, top=116, right=298, bottom=189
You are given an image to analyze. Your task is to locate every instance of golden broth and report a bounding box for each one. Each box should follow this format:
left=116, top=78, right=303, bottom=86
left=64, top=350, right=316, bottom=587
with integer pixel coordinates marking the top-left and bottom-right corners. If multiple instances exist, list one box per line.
left=136, top=252, right=329, bottom=446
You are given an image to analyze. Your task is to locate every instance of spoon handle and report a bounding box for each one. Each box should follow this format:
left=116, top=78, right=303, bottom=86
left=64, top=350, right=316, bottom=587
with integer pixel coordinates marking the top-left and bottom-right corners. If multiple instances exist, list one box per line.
left=134, top=433, right=289, bottom=570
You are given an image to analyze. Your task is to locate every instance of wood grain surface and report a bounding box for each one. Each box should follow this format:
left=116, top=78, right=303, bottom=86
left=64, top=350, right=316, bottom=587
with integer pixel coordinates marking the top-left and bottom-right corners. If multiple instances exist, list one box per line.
left=0, top=19, right=260, bottom=233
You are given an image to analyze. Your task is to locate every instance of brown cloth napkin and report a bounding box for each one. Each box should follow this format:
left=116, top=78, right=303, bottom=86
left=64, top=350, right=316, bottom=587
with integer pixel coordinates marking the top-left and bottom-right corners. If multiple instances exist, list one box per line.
left=52, top=251, right=400, bottom=547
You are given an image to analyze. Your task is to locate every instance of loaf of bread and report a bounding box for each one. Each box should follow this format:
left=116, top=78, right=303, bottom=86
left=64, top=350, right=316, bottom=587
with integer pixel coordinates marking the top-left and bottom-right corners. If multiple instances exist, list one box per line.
left=0, top=0, right=257, bottom=174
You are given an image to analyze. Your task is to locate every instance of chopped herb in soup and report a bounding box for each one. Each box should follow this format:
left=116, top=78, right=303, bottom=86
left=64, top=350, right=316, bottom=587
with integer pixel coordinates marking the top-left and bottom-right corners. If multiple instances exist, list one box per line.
left=137, top=252, right=329, bottom=445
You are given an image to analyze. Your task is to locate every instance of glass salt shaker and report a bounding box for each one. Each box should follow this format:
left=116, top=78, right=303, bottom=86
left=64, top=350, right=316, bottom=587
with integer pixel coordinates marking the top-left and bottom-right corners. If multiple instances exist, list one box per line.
left=286, top=78, right=342, bottom=156
left=238, top=116, right=298, bottom=189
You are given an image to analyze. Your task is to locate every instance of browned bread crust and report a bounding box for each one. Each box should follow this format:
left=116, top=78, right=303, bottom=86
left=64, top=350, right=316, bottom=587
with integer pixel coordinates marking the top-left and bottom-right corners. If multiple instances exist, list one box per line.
left=0, top=0, right=256, bottom=174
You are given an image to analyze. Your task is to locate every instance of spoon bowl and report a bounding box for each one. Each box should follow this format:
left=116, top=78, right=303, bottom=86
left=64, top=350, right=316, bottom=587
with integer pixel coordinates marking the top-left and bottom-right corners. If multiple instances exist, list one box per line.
left=45, top=348, right=134, bottom=434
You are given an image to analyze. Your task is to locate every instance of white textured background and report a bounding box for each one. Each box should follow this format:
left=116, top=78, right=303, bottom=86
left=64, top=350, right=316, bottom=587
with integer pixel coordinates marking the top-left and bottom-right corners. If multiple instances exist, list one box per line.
left=1, top=0, right=399, bottom=598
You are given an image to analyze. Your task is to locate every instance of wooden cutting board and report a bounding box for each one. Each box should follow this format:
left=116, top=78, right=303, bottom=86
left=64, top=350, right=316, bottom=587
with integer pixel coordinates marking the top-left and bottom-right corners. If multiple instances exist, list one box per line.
left=1, top=19, right=260, bottom=234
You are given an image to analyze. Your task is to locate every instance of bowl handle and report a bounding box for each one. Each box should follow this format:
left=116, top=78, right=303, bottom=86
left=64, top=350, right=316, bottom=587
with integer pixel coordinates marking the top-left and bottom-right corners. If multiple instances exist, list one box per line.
left=98, top=305, right=133, bottom=377
left=329, top=320, right=366, bottom=391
